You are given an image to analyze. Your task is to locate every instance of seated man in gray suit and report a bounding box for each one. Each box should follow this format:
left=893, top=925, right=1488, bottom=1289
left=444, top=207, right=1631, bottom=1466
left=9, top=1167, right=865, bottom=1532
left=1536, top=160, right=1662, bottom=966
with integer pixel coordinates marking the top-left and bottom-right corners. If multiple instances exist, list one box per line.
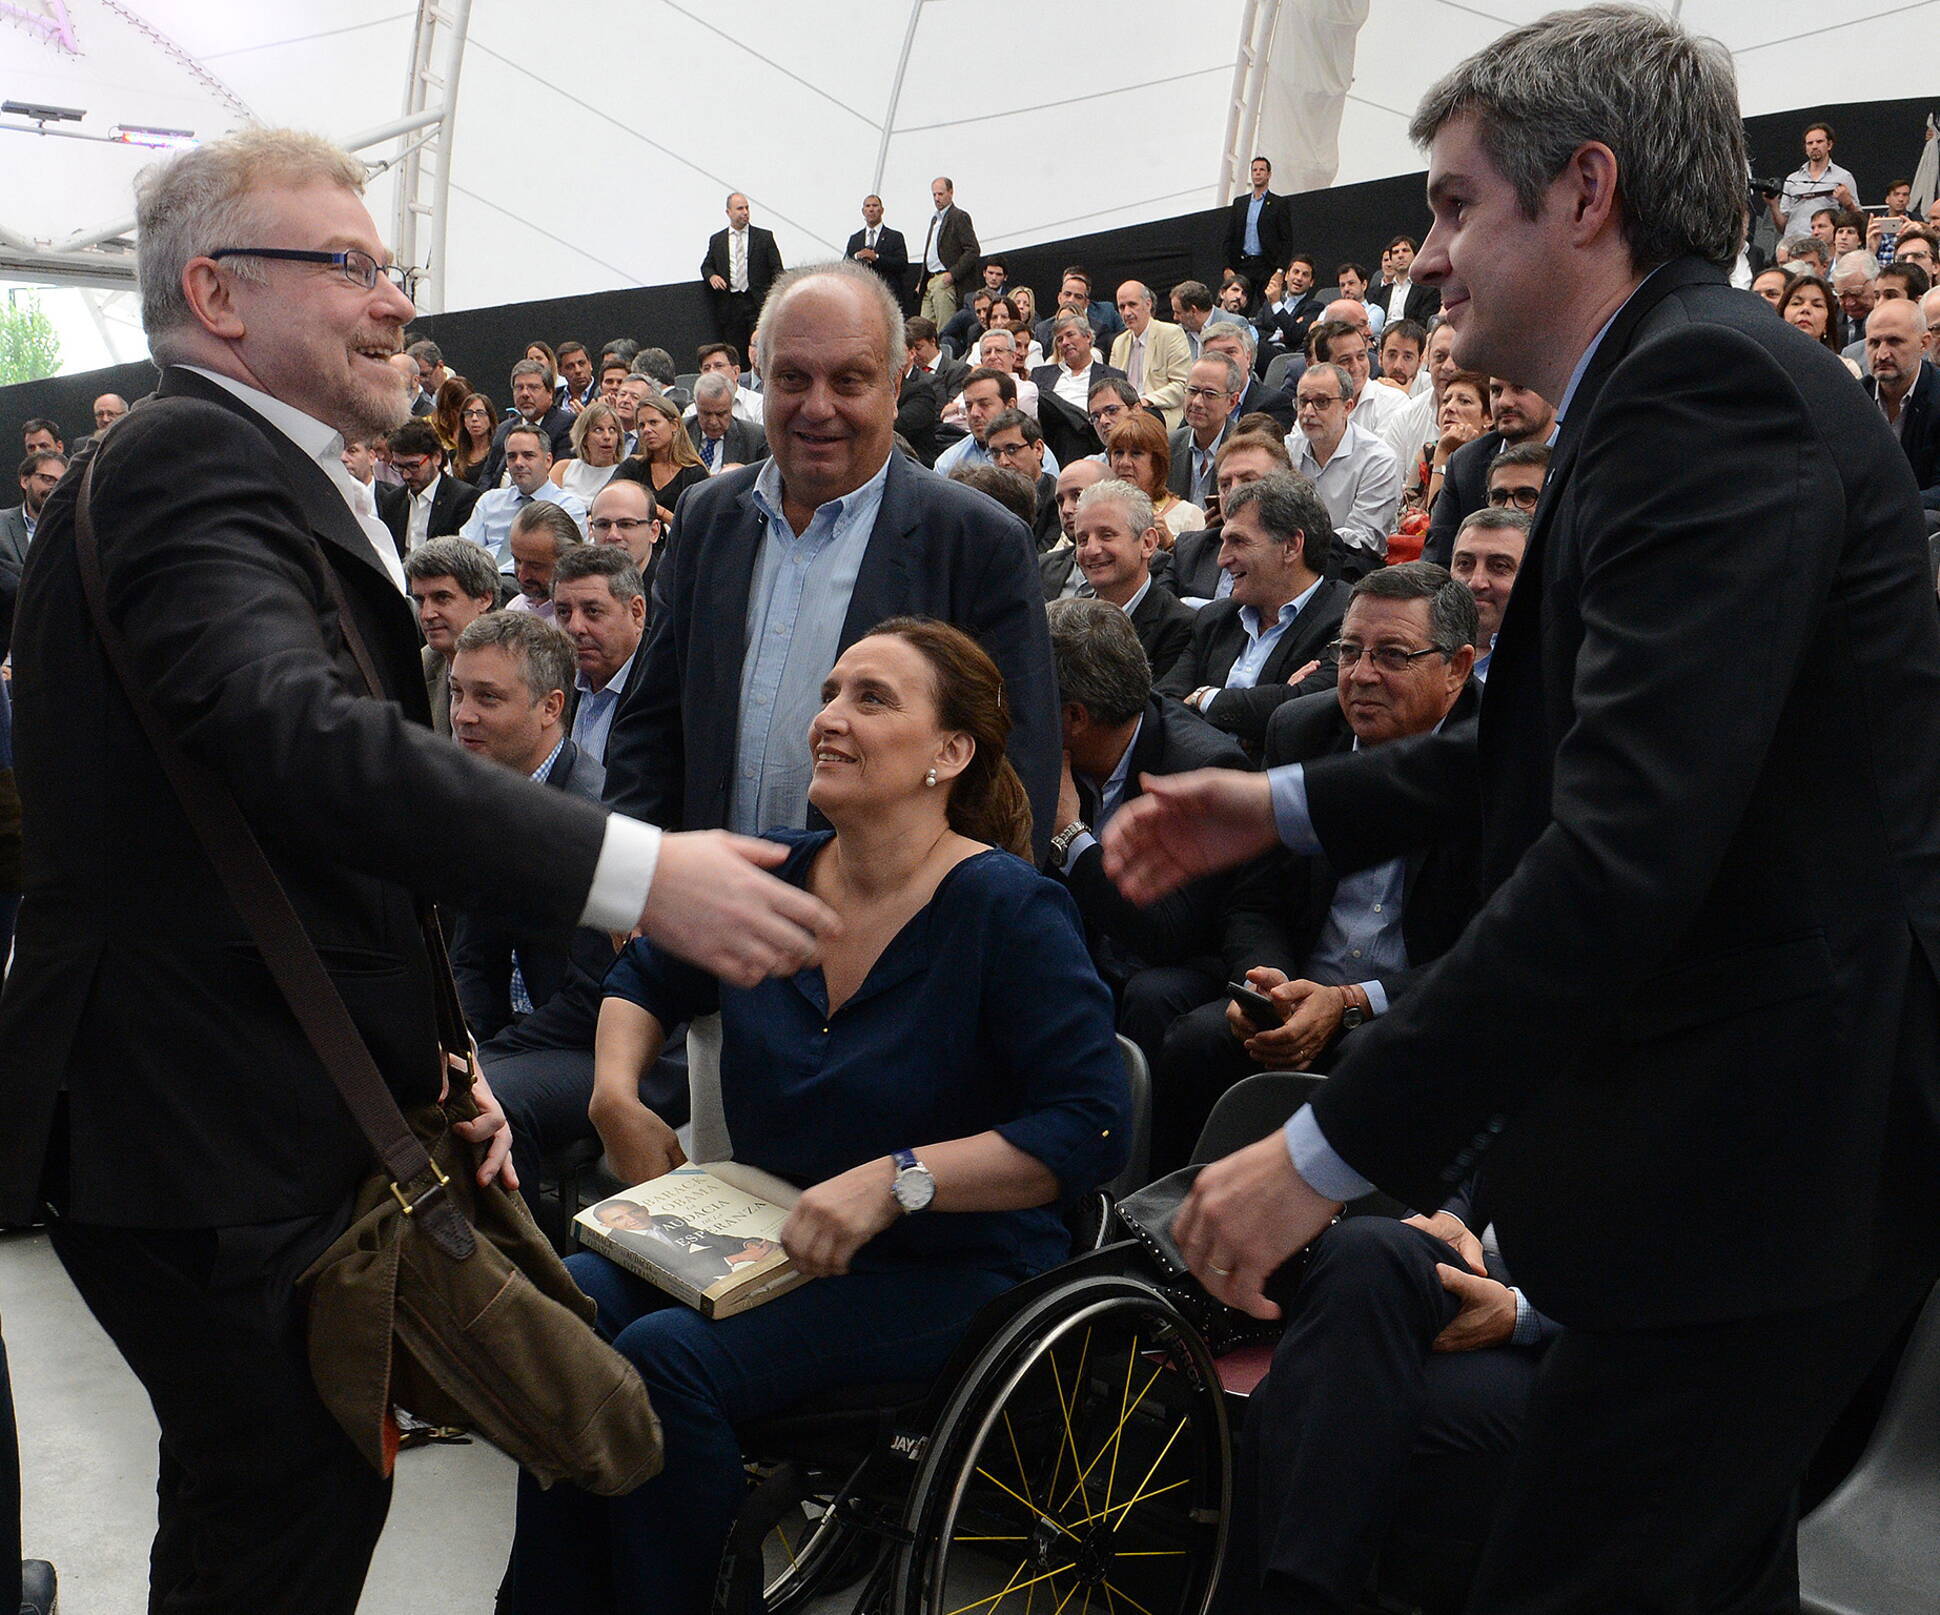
left=686, top=371, right=768, bottom=474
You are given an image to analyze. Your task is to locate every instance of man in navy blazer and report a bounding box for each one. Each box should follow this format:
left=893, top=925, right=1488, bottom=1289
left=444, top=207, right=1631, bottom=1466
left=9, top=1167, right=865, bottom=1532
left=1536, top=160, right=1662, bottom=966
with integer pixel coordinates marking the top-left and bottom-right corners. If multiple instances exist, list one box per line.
left=1862, top=304, right=1940, bottom=508
left=845, top=195, right=910, bottom=308
left=1109, top=13, right=1940, bottom=1606
left=607, top=262, right=1059, bottom=858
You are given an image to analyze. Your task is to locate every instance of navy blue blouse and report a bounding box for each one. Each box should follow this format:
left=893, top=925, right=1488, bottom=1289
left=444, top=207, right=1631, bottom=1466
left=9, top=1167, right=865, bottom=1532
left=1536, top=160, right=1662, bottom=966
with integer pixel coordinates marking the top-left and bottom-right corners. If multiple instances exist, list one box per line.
left=603, top=830, right=1130, bottom=1280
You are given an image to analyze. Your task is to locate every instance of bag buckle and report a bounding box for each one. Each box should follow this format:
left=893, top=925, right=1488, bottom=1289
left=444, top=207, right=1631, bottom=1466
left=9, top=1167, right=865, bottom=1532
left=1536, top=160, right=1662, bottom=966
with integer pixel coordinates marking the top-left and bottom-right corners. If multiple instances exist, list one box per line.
left=389, top=1159, right=451, bottom=1216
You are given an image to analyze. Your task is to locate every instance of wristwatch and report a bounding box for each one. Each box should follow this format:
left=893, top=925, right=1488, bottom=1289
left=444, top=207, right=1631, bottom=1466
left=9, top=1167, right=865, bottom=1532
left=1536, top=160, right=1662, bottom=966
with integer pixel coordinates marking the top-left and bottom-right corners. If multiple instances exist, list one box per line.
left=1338, top=984, right=1368, bottom=1030
left=1049, top=820, right=1091, bottom=870
left=890, top=1148, right=936, bottom=1214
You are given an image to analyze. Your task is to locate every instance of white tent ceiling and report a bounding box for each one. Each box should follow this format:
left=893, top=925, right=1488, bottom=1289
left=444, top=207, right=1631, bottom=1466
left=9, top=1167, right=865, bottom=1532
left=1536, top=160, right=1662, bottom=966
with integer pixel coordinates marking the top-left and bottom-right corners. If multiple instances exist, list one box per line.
left=1, top=0, right=1933, bottom=373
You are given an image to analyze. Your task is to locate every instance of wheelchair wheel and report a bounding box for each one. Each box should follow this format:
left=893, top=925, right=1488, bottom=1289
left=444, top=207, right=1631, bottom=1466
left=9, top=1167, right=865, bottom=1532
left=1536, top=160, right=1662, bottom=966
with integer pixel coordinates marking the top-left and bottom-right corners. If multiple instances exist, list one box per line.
left=757, top=1467, right=878, bottom=1612
left=894, top=1275, right=1229, bottom=1615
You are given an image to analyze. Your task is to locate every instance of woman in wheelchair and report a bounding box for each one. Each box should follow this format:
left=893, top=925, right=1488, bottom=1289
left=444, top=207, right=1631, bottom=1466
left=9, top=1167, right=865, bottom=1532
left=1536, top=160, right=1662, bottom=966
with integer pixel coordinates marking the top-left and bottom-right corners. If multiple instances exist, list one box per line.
left=503, top=618, right=1131, bottom=1614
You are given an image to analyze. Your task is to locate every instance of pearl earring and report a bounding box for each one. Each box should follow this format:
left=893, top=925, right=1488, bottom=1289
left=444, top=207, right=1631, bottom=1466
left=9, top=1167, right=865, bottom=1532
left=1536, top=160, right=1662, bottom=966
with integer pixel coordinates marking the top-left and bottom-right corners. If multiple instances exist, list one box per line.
left=924, top=767, right=938, bottom=788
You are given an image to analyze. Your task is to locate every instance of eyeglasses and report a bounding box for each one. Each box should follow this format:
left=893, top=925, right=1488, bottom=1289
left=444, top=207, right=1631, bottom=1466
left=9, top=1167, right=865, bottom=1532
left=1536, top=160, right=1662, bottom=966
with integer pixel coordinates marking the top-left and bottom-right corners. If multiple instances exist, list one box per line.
left=989, top=440, right=1034, bottom=461
left=590, top=516, right=656, bottom=535
left=208, top=247, right=420, bottom=300
left=1330, top=641, right=1449, bottom=673
left=1296, top=393, right=1346, bottom=410
left=1184, top=385, right=1231, bottom=402
left=1486, top=485, right=1542, bottom=510
left=1087, top=405, right=1128, bottom=426
left=390, top=455, right=434, bottom=474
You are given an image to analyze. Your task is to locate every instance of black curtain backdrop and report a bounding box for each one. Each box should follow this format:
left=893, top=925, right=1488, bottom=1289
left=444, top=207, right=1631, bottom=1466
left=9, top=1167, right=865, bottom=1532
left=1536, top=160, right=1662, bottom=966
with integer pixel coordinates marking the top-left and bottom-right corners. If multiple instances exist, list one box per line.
left=3, top=95, right=1931, bottom=447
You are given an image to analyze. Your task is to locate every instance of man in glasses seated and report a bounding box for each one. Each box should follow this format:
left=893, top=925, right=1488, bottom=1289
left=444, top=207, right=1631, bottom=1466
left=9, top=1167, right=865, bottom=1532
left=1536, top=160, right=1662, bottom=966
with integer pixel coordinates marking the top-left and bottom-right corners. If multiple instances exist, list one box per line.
left=1150, top=562, right=1481, bottom=1170
left=375, top=418, right=481, bottom=557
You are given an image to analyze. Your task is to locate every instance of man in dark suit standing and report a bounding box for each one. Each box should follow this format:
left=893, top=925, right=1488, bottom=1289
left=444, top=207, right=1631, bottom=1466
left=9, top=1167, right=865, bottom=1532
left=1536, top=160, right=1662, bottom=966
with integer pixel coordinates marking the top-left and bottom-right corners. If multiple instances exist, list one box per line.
left=845, top=195, right=910, bottom=310
left=0, top=128, right=832, bottom=1615
left=1225, top=157, right=1293, bottom=303
left=701, top=191, right=783, bottom=362
left=1109, top=13, right=1940, bottom=1609
left=1156, top=473, right=1347, bottom=747
left=374, top=418, right=480, bottom=557
left=607, top=260, right=1058, bottom=854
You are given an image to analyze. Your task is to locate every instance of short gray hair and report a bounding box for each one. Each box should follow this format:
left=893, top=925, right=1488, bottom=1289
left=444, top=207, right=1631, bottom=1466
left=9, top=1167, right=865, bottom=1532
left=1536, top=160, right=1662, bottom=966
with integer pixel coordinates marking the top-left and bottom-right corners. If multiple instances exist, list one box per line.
left=1779, top=236, right=1832, bottom=272
left=1832, top=250, right=1881, bottom=284
left=1303, top=362, right=1353, bottom=402
left=758, top=260, right=907, bottom=378
left=1409, top=3, right=1747, bottom=271
left=1221, top=470, right=1335, bottom=575
left=694, top=371, right=736, bottom=405
left=1348, top=560, right=1480, bottom=651
left=403, top=536, right=500, bottom=600
left=1046, top=597, right=1150, bottom=724
left=1196, top=352, right=1244, bottom=397
left=1200, top=317, right=1257, bottom=363
left=137, top=129, right=367, bottom=364
left=452, top=610, right=577, bottom=702
left=1052, top=311, right=1093, bottom=341
left=1455, top=506, right=1533, bottom=542
left=1075, top=477, right=1155, bottom=537
left=509, top=358, right=551, bottom=388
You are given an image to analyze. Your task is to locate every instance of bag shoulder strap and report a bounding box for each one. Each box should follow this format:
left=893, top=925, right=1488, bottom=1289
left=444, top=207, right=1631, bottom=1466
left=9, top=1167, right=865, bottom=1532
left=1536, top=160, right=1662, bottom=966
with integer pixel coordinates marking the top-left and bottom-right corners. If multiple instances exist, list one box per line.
left=72, top=459, right=472, bottom=1254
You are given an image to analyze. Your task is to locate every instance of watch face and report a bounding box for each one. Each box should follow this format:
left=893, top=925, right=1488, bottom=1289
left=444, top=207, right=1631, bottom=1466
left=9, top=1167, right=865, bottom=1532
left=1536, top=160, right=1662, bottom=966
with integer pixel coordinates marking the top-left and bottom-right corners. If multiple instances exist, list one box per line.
left=894, top=1166, right=935, bottom=1212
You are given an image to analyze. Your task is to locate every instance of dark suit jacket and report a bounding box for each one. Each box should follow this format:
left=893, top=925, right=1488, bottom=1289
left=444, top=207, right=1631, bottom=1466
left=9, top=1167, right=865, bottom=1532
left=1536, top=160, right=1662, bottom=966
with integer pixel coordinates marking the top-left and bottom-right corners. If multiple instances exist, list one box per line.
left=1037, top=554, right=1194, bottom=683
left=1371, top=281, right=1443, bottom=325
left=1256, top=294, right=1325, bottom=357
left=1297, top=258, right=1940, bottom=1330
left=1422, top=428, right=1504, bottom=567
left=1236, top=376, right=1297, bottom=432
left=1055, top=694, right=1248, bottom=967
left=0, top=366, right=612, bottom=1226
left=1865, top=360, right=1940, bottom=508
left=604, top=450, right=1062, bottom=861
left=374, top=472, right=482, bottom=558
left=560, top=633, right=651, bottom=763
left=845, top=225, right=910, bottom=301
left=0, top=504, right=30, bottom=660
left=1168, top=421, right=1232, bottom=504
left=685, top=415, right=768, bottom=470
left=895, top=367, right=944, bottom=466
left=700, top=225, right=784, bottom=304
left=921, top=354, right=971, bottom=399
left=1165, top=525, right=1224, bottom=602
left=1221, top=686, right=1481, bottom=999
left=1034, top=301, right=1126, bottom=355
left=1154, top=580, right=1350, bottom=747
left=1029, top=362, right=1127, bottom=402
left=917, top=206, right=980, bottom=292
left=482, top=408, right=575, bottom=488
left=449, top=738, right=606, bottom=1040
left=1225, top=190, right=1293, bottom=275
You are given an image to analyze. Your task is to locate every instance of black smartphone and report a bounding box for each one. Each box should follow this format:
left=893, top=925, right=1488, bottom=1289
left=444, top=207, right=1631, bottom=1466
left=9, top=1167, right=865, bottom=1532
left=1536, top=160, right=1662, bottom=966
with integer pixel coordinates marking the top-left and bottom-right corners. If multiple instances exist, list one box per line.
left=1227, top=980, right=1280, bottom=1031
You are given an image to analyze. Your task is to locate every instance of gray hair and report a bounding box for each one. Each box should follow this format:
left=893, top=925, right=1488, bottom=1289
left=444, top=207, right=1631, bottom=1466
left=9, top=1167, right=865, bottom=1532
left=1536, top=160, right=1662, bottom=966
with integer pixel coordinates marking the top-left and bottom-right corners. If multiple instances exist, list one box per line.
left=509, top=500, right=583, bottom=557
left=758, top=260, right=908, bottom=378
left=1408, top=3, right=1747, bottom=271
left=1201, top=317, right=1257, bottom=363
left=509, top=358, right=551, bottom=388
left=1456, top=506, right=1534, bottom=541
left=553, top=542, right=644, bottom=603
left=403, top=536, right=500, bottom=600
left=1303, top=362, right=1353, bottom=402
left=1833, top=250, right=1881, bottom=284
left=406, top=337, right=442, bottom=367
left=1052, top=311, right=1093, bottom=342
left=1075, top=477, right=1156, bottom=538
left=137, top=128, right=367, bottom=364
left=1221, top=470, right=1336, bottom=575
left=1120, top=281, right=1155, bottom=308
left=1348, top=559, right=1480, bottom=651
left=637, top=346, right=677, bottom=386
left=694, top=371, right=736, bottom=405
left=1046, top=597, right=1151, bottom=725
left=452, top=610, right=577, bottom=702
left=1196, top=352, right=1245, bottom=397
left=1779, top=235, right=1832, bottom=272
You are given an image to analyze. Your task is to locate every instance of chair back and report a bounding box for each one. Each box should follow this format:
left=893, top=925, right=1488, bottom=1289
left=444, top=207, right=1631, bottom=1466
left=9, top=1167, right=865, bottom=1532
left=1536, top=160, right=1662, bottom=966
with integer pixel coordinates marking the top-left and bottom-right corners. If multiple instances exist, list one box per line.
left=1189, top=1072, right=1324, bottom=1165
left=1261, top=351, right=1298, bottom=396
left=1104, top=1036, right=1154, bottom=1201
left=676, top=371, right=701, bottom=395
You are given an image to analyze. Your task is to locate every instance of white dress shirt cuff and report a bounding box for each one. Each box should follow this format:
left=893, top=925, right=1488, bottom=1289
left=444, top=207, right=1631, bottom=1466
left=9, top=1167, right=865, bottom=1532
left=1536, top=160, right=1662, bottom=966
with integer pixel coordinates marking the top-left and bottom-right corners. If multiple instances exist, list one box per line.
left=1267, top=763, right=1324, bottom=854
left=1282, top=1105, right=1378, bottom=1202
left=579, top=814, right=663, bottom=931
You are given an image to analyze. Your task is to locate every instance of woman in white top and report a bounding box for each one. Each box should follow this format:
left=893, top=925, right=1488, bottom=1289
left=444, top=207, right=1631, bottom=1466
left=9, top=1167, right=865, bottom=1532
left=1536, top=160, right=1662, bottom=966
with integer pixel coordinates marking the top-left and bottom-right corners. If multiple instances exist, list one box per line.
left=550, top=401, right=627, bottom=500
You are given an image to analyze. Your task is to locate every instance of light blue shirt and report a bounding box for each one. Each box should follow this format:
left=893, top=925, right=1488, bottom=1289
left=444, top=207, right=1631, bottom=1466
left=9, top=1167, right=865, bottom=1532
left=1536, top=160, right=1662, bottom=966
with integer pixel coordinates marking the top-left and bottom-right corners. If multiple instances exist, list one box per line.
left=571, top=645, right=638, bottom=765
left=933, top=434, right=991, bottom=476
left=1243, top=194, right=1266, bottom=259
left=1064, top=713, right=1144, bottom=865
left=1226, top=575, right=1323, bottom=690
left=458, top=482, right=589, bottom=565
left=730, top=453, right=891, bottom=834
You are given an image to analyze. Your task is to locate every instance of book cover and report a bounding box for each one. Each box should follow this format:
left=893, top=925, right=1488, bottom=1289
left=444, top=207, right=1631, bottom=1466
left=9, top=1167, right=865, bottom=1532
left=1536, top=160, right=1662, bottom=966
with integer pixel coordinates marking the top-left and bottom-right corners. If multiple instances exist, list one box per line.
left=573, top=1165, right=809, bottom=1319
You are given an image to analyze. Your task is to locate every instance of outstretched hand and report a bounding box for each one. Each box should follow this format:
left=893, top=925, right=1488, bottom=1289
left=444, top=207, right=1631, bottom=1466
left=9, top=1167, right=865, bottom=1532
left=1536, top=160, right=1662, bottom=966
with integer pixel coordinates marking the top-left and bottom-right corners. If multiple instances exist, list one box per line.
left=1101, top=768, right=1278, bottom=905
left=641, top=831, right=839, bottom=988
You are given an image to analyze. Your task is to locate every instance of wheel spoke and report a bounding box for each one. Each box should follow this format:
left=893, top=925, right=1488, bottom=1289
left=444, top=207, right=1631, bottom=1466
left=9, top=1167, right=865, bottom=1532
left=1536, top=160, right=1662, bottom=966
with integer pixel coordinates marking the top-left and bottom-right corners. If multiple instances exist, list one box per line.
left=775, top=1519, right=797, bottom=1567
left=975, top=1466, right=1072, bottom=1537
left=1056, top=1360, right=1164, bottom=1516
left=1003, top=1409, right=1036, bottom=1511
left=1100, top=1408, right=1191, bottom=1532
left=944, top=1563, right=1071, bottom=1615
left=1102, top=1579, right=1160, bottom=1615
left=1067, top=1476, right=1192, bottom=1531
left=1044, top=1327, right=1093, bottom=1511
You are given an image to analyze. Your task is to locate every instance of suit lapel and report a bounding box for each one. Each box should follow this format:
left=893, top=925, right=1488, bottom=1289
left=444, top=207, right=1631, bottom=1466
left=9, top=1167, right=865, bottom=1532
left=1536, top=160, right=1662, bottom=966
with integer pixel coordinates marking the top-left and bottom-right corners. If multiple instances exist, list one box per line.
left=702, top=476, right=768, bottom=724
left=841, top=455, right=917, bottom=644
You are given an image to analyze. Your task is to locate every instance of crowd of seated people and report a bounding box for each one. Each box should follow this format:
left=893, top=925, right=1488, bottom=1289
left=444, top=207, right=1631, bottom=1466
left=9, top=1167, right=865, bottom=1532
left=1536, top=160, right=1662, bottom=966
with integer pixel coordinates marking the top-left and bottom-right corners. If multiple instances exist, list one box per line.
left=6, top=113, right=1940, bottom=1615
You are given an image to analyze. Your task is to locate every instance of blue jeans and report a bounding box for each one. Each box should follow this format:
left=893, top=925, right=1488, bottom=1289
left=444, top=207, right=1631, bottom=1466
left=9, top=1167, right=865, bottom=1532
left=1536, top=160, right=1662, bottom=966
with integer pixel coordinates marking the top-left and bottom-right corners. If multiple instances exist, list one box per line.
left=504, top=1253, right=1015, bottom=1615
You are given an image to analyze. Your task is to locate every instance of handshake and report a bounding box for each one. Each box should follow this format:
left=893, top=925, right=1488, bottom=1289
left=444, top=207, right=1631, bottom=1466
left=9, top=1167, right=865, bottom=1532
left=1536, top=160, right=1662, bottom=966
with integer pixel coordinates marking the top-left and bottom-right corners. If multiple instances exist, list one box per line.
left=637, top=830, right=839, bottom=986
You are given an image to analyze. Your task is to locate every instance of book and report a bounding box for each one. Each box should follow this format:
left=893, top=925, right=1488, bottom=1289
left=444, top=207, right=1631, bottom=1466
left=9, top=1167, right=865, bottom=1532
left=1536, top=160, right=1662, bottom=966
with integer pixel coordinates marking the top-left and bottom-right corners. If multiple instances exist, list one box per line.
left=574, top=1164, right=810, bottom=1319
